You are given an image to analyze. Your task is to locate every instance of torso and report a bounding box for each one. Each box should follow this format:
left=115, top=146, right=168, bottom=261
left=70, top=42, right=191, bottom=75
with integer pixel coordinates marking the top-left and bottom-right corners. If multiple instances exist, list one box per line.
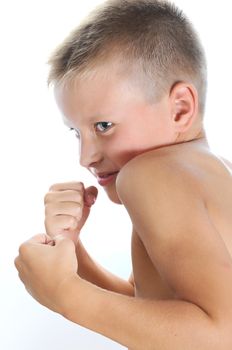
left=131, top=141, right=232, bottom=300
left=132, top=229, right=174, bottom=298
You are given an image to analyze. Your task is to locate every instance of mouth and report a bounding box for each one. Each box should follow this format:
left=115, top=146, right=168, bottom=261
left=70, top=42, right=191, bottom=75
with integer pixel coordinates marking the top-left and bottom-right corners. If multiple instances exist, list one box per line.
left=96, top=171, right=119, bottom=186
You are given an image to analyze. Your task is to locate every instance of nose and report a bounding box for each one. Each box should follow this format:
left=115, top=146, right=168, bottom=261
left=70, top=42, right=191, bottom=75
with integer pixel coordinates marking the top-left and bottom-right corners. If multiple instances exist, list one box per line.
left=79, top=136, right=103, bottom=168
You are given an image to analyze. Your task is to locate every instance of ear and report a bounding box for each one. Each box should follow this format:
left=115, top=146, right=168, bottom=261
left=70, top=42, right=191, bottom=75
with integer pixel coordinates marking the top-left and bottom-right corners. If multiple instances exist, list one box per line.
left=169, top=82, right=199, bottom=133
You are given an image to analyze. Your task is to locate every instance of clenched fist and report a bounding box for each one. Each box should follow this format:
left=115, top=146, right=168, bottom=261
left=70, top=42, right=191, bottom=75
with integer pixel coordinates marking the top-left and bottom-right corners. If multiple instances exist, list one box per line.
left=14, top=234, right=79, bottom=313
left=44, top=182, right=98, bottom=244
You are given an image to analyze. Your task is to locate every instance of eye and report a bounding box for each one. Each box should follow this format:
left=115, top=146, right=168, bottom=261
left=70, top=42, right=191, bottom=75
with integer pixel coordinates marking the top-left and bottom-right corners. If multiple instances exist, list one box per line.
left=94, top=122, right=113, bottom=133
left=69, top=127, right=80, bottom=139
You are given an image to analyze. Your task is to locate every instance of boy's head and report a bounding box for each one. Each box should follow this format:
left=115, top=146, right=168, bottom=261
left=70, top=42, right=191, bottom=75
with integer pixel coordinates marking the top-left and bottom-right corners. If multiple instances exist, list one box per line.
left=48, top=0, right=207, bottom=114
left=49, top=0, right=207, bottom=203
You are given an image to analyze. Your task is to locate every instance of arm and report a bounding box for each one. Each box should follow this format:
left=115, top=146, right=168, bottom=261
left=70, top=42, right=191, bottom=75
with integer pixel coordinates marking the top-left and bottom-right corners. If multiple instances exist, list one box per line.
left=60, top=158, right=232, bottom=349
left=15, top=234, right=229, bottom=350
left=62, top=276, right=224, bottom=350
left=76, top=240, right=134, bottom=296
left=44, top=181, right=134, bottom=296
left=59, top=157, right=232, bottom=350
left=16, top=162, right=232, bottom=349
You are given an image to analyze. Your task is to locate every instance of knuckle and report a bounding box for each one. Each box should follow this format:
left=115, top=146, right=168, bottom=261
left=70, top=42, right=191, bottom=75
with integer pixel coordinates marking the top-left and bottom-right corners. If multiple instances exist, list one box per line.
left=49, top=181, right=84, bottom=192
left=68, top=183, right=84, bottom=195
left=48, top=183, right=60, bottom=191
left=73, top=181, right=84, bottom=188
left=44, top=192, right=52, bottom=204
left=44, top=202, right=59, bottom=217
left=18, top=242, right=29, bottom=256
left=78, top=182, right=84, bottom=190
left=44, top=204, right=51, bottom=216
left=14, top=256, right=19, bottom=269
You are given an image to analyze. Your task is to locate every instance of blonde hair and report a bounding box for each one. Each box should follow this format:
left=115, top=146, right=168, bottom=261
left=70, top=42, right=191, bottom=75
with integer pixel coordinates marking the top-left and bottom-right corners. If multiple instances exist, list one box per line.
left=48, top=0, right=207, bottom=114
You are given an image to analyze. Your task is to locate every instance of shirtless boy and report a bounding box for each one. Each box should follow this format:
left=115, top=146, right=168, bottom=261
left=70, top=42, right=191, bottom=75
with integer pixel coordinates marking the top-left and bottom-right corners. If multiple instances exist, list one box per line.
left=15, top=0, right=232, bottom=349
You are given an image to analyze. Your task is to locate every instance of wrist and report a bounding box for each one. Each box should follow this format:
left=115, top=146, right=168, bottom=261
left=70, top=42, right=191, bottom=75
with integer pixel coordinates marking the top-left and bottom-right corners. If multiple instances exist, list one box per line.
left=59, top=275, right=103, bottom=328
left=76, top=240, right=90, bottom=271
left=58, top=230, right=80, bottom=245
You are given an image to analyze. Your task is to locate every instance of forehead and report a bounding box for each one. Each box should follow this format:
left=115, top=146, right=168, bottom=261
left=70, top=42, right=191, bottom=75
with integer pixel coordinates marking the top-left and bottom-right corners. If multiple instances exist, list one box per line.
left=54, top=62, right=152, bottom=125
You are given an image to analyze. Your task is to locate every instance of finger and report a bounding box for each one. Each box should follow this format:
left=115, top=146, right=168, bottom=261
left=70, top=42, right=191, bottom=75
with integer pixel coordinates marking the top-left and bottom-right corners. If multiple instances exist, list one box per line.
left=44, top=190, right=84, bottom=205
left=45, top=215, right=78, bottom=236
left=53, top=234, right=76, bottom=251
left=14, top=257, right=26, bottom=283
left=19, top=233, right=51, bottom=247
left=84, top=186, right=98, bottom=207
left=24, top=233, right=49, bottom=245
left=45, top=202, right=83, bottom=219
left=49, top=182, right=84, bottom=192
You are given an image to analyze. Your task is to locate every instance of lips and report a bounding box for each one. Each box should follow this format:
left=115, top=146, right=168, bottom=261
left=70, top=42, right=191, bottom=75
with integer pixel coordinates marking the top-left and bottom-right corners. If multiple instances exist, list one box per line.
left=96, top=171, right=119, bottom=178
left=96, top=171, right=119, bottom=186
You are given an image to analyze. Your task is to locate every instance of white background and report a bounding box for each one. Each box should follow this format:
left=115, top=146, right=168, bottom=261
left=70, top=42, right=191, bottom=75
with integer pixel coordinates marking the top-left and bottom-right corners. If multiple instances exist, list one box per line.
left=0, top=1, right=231, bottom=349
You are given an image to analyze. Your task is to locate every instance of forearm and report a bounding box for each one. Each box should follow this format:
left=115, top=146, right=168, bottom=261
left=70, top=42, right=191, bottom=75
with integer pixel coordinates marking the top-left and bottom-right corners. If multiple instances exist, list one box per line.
left=76, top=240, right=134, bottom=296
left=62, top=277, right=228, bottom=350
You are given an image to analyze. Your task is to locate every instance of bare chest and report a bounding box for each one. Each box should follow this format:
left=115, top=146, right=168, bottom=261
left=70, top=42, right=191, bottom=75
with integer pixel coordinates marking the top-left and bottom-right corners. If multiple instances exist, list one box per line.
left=131, top=230, right=173, bottom=299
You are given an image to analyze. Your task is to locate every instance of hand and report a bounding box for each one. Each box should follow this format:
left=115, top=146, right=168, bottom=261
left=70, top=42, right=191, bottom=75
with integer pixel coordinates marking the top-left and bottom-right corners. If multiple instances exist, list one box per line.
left=44, top=182, right=98, bottom=244
left=14, top=234, right=79, bottom=314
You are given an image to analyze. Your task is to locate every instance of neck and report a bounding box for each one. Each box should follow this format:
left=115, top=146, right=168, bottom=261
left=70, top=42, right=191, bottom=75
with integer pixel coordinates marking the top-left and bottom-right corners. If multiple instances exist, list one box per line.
left=175, top=122, right=209, bottom=148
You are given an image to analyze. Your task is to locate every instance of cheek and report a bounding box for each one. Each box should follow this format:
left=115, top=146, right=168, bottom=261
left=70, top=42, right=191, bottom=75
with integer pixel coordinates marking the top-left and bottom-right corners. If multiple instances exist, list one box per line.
left=105, top=133, right=141, bottom=165
left=104, top=120, right=173, bottom=167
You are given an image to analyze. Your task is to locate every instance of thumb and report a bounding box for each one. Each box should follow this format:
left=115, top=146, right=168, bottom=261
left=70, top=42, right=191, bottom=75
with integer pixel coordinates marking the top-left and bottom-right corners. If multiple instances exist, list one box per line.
left=84, top=186, right=98, bottom=208
left=26, top=233, right=53, bottom=245
left=76, top=186, right=98, bottom=232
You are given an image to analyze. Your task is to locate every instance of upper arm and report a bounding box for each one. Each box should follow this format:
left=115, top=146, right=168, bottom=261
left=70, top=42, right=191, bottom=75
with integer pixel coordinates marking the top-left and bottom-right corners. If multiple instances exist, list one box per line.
left=116, top=156, right=232, bottom=320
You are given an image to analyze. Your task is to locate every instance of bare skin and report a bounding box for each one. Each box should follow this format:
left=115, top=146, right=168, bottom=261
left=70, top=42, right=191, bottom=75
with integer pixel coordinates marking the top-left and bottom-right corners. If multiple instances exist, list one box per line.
left=128, top=140, right=232, bottom=302
left=39, top=139, right=232, bottom=350
left=15, top=63, right=232, bottom=349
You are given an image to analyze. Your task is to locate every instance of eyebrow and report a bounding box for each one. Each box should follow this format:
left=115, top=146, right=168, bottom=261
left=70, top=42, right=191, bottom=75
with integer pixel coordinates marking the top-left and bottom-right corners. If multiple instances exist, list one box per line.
left=62, top=113, right=111, bottom=129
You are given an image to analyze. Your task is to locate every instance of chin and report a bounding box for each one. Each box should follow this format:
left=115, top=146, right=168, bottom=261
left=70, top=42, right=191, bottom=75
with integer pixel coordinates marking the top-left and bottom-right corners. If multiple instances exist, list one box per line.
left=104, top=186, right=122, bottom=204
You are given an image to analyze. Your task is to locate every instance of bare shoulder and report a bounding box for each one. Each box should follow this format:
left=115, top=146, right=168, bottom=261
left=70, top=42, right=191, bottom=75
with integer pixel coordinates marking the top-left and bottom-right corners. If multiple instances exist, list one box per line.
left=116, top=141, right=232, bottom=206
left=116, top=145, right=201, bottom=205
left=115, top=144, right=207, bottom=247
left=116, top=142, right=229, bottom=242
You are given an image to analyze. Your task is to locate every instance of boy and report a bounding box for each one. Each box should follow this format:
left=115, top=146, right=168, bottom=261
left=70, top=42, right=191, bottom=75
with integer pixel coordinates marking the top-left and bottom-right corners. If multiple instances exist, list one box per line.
left=15, top=0, right=232, bottom=349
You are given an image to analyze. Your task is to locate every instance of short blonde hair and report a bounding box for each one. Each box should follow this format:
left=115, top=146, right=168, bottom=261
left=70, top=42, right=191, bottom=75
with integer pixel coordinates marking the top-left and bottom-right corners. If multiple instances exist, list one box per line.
left=48, top=0, right=207, bottom=114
